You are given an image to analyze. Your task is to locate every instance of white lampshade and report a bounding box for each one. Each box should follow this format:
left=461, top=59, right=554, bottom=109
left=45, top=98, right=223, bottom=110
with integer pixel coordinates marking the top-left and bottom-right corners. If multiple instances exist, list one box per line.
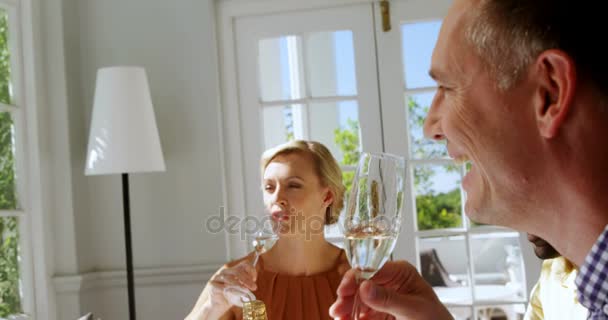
left=85, top=66, right=166, bottom=175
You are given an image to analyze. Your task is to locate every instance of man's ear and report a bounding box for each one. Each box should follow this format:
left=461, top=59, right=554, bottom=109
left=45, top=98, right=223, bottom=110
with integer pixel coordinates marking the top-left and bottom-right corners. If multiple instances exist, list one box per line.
left=533, top=49, right=577, bottom=138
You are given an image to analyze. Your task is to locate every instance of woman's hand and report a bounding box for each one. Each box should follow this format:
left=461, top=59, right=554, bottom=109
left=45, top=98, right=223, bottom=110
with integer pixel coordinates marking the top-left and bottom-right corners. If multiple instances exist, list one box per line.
left=185, top=258, right=258, bottom=320
left=207, top=259, right=258, bottom=310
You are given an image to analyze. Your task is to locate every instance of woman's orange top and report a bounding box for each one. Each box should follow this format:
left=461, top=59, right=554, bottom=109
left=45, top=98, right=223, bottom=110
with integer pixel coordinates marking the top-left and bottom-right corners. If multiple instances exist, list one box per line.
left=230, top=249, right=349, bottom=320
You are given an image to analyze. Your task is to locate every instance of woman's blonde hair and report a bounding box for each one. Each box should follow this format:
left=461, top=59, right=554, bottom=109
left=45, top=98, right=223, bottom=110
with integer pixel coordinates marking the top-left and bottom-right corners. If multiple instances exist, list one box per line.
left=260, top=140, right=345, bottom=224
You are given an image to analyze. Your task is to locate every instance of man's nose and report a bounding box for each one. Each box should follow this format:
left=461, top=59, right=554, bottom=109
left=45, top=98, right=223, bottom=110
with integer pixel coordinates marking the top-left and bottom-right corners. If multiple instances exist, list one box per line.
left=423, top=95, right=446, bottom=141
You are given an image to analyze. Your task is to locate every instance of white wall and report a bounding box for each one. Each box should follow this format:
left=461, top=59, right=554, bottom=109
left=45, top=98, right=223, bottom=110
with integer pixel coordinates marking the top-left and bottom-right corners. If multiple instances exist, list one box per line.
left=42, top=0, right=228, bottom=318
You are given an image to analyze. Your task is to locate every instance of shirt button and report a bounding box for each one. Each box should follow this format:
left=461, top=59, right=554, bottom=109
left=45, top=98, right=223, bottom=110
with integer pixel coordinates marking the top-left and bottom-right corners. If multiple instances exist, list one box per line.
left=602, top=304, right=608, bottom=315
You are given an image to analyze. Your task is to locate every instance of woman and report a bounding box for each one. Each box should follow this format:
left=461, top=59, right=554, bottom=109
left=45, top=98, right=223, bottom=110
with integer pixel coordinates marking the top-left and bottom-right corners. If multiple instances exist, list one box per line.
left=185, top=140, right=349, bottom=320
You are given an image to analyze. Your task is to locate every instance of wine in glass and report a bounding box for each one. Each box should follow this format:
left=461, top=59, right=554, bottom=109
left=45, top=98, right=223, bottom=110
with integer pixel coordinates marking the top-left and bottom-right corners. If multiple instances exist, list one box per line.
left=342, top=152, right=405, bottom=319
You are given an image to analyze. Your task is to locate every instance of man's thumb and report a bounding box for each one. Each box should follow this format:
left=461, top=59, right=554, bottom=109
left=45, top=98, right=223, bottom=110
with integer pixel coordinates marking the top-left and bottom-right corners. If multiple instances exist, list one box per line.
left=358, top=280, right=410, bottom=317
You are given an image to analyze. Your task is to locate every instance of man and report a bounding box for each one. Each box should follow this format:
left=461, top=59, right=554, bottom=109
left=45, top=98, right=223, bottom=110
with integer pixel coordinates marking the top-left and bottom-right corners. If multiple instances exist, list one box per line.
left=330, top=0, right=608, bottom=319
left=525, top=234, right=588, bottom=319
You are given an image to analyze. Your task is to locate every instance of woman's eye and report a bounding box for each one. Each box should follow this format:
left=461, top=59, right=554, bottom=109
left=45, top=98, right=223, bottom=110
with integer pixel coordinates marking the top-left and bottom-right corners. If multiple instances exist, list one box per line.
left=289, top=184, right=302, bottom=189
left=264, top=185, right=274, bottom=191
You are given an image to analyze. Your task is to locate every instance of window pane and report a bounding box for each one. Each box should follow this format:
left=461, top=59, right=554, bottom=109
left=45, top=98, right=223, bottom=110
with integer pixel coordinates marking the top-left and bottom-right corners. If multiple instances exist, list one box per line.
left=306, top=30, right=357, bottom=97
left=402, top=21, right=441, bottom=89
left=261, top=105, right=297, bottom=150
left=0, top=112, right=16, bottom=210
left=420, top=236, right=472, bottom=305
left=471, top=233, right=526, bottom=302
left=0, top=216, right=22, bottom=316
left=474, top=304, right=526, bottom=320
left=0, top=9, right=12, bottom=105
left=448, top=306, right=473, bottom=320
left=407, top=92, right=447, bottom=159
left=414, top=164, right=462, bottom=231
left=309, top=100, right=360, bottom=166
left=258, top=35, right=302, bottom=101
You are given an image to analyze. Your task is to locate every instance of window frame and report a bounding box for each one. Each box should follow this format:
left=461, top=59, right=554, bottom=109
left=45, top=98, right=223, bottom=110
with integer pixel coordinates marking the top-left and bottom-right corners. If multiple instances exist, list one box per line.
left=375, top=0, right=530, bottom=315
left=0, top=0, right=54, bottom=318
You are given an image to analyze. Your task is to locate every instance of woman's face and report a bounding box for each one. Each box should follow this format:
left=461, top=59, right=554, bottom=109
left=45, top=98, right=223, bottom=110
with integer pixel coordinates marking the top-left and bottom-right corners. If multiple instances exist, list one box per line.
left=262, top=152, right=333, bottom=236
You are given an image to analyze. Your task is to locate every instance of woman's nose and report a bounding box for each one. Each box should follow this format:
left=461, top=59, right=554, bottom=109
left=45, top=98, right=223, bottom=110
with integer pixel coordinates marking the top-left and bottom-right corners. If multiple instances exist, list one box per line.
left=272, top=187, right=288, bottom=207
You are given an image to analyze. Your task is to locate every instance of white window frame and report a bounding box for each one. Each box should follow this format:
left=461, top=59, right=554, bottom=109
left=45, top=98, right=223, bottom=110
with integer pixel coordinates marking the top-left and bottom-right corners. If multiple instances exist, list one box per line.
left=216, top=0, right=384, bottom=259
left=0, top=0, right=54, bottom=319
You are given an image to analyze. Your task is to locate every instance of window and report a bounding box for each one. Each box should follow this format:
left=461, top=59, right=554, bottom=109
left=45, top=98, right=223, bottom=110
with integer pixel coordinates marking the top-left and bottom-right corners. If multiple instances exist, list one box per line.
left=393, top=6, right=527, bottom=317
left=0, top=2, right=34, bottom=318
left=257, top=32, right=360, bottom=191
left=220, top=1, right=531, bottom=318
left=232, top=4, right=384, bottom=242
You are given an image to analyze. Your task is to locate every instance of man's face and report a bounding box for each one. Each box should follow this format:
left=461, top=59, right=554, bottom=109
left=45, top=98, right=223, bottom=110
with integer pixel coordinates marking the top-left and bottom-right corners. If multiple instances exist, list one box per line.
left=527, top=234, right=560, bottom=260
left=424, top=0, right=541, bottom=226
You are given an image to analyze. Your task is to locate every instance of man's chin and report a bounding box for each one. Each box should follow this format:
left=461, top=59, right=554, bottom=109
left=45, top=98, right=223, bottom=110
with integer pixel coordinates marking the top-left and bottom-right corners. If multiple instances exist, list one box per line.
left=464, top=199, right=485, bottom=224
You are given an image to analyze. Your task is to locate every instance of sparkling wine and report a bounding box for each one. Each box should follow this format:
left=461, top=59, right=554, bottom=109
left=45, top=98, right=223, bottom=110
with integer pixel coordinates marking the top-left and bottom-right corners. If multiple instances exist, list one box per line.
left=344, top=226, right=397, bottom=279
left=242, top=300, right=268, bottom=320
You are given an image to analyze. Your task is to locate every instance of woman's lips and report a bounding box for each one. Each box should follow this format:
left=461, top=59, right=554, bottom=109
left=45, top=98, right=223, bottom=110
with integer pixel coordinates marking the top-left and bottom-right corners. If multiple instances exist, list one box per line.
left=271, top=211, right=289, bottom=221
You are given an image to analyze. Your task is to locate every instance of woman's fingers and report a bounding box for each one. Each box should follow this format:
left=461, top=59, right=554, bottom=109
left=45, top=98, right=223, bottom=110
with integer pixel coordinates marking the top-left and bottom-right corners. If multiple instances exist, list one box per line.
left=210, top=263, right=258, bottom=291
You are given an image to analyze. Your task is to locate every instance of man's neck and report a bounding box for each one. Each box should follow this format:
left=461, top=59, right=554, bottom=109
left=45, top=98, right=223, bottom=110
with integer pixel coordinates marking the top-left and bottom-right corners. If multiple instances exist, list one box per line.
left=540, top=186, right=608, bottom=266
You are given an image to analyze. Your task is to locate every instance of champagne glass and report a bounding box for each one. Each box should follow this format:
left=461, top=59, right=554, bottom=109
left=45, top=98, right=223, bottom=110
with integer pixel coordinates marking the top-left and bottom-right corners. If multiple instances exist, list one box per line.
left=223, top=229, right=279, bottom=307
left=342, top=152, right=405, bottom=319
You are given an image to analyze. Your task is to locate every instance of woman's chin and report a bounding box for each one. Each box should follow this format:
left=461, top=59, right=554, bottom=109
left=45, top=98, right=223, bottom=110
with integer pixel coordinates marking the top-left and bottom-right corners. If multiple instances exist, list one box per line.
left=275, top=222, right=293, bottom=235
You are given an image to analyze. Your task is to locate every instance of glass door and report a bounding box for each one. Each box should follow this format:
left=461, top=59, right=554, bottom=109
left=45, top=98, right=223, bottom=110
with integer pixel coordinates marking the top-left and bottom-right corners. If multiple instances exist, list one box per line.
left=234, top=3, right=384, bottom=241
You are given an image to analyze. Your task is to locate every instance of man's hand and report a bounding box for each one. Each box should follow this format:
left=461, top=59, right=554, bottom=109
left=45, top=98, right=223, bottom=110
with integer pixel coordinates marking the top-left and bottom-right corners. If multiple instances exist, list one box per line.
left=330, top=261, right=454, bottom=320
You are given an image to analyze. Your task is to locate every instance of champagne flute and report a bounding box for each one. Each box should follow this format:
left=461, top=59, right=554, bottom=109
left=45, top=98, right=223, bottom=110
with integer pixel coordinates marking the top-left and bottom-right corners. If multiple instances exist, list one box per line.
left=223, top=229, right=279, bottom=307
left=342, top=152, right=405, bottom=319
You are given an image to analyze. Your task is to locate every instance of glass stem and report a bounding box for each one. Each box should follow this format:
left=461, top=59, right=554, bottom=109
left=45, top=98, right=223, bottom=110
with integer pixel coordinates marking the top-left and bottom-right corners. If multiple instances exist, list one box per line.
left=253, top=252, right=260, bottom=267
left=352, top=273, right=362, bottom=320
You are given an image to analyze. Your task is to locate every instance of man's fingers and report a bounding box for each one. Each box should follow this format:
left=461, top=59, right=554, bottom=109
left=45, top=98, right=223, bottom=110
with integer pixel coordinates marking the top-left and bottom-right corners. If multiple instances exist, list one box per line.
left=358, top=280, right=412, bottom=317
left=369, top=260, right=418, bottom=286
left=336, top=269, right=359, bottom=296
left=359, top=280, right=450, bottom=320
left=329, top=295, right=354, bottom=318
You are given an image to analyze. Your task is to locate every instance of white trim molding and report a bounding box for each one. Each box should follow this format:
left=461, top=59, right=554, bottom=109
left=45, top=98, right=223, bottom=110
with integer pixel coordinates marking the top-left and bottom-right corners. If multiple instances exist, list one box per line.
left=53, top=264, right=221, bottom=294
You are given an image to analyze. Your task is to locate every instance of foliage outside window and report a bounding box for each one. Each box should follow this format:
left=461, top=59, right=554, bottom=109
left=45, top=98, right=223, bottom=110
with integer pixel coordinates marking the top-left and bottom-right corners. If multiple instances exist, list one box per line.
left=407, top=97, right=461, bottom=230
left=0, top=10, right=22, bottom=317
left=333, top=98, right=462, bottom=230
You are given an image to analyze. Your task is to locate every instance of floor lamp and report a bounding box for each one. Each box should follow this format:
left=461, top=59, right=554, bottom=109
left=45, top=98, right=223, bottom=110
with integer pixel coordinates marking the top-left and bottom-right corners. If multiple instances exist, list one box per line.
left=85, top=66, right=166, bottom=320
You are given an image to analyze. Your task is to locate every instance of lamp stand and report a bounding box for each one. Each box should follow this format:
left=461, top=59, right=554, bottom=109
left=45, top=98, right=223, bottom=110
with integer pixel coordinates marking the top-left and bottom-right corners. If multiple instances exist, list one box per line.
left=122, top=173, right=136, bottom=320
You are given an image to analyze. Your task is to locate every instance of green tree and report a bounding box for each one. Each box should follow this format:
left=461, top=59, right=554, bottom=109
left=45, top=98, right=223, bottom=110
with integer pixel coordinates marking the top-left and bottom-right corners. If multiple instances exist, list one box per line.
left=333, top=97, right=463, bottom=231
left=334, top=119, right=360, bottom=194
left=407, top=96, right=462, bottom=230
left=0, top=9, right=22, bottom=317
left=416, top=189, right=461, bottom=230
